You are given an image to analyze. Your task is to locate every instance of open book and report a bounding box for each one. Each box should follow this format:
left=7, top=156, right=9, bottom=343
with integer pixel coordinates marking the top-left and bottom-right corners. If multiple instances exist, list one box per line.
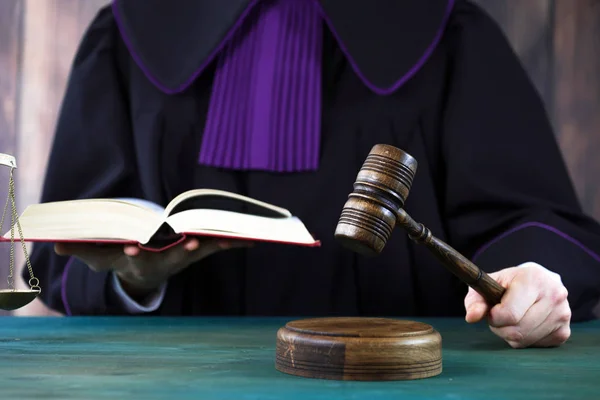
left=0, top=189, right=320, bottom=251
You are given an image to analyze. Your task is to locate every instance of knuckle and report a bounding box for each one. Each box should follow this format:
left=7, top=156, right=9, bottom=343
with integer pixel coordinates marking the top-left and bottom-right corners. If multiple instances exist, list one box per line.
left=557, top=304, right=572, bottom=323
left=521, top=262, right=545, bottom=274
left=504, top=328, right=524, bottom=344
left=550, top=271, right=563, bottom=284
left=501, top=306, right=522, bottom=325
left=553, top=326, right=571, bottom=344
left=519, top=266, right=543, bottom=287
left=521, top=262, right=563, bottom=284
left=550, top=285, right=569, bottom=304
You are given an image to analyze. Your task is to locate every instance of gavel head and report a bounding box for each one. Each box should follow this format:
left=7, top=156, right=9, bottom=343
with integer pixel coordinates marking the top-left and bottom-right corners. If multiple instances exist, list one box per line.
left=334, top=144, right=417, bottom=257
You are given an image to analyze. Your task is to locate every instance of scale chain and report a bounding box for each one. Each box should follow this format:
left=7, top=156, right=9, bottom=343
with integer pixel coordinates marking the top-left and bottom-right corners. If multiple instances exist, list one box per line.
left=0, top=167, right=40, bottom=293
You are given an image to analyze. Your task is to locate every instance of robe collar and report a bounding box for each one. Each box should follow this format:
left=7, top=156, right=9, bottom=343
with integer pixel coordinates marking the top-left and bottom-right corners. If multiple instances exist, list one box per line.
left=111, top=0, right=455, bottom=95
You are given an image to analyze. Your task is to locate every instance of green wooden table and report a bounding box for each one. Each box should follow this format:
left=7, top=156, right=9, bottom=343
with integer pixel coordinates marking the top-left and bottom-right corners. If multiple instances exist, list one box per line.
left=0, top=317, right=597, bottom=399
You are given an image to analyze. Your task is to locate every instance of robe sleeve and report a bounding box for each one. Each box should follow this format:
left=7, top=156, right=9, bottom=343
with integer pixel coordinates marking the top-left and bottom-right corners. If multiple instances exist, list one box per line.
left=22, top=7, right=144, bottom=315
left=440, top=1, right=600, bottom=322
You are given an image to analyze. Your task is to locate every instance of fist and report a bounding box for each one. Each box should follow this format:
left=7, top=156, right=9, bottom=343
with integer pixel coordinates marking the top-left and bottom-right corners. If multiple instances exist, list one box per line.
left=464, top=262, right=571, bottom=348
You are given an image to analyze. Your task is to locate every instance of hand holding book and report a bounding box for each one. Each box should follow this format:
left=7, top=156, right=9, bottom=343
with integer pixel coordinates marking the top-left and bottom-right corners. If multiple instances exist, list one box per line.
left=54, top=237, right=253, bottom=300
left=1, top=188, right=319, bottom=302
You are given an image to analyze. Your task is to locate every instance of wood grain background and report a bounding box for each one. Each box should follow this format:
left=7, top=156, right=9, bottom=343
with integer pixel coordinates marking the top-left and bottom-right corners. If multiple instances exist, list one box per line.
left=0, top=0, right=598, bottom=316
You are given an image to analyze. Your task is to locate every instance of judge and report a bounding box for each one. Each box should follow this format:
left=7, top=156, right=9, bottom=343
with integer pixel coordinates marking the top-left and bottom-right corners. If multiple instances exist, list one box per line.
left=25, top=0, right=600, bottom=349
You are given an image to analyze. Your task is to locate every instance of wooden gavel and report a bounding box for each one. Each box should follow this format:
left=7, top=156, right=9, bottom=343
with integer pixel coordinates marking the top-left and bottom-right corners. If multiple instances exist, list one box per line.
left=334, top=144, right=506, bottom=306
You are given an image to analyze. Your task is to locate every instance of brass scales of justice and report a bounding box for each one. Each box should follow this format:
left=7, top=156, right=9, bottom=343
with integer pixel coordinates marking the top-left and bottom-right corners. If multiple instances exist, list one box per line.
left=0, top=153, right=41, bottom=310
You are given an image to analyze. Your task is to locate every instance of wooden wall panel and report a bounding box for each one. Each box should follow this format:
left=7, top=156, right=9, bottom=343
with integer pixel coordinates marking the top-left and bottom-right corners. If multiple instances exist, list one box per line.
left=12, top=0, right=107, bottom=316
left=475, top=0, right=600, bottom=219
left=0, top=0, right=24, bottom=316
left=473, top=0, right=555, bottom=119
left=553, top=0, right=600, bottom=218
left=16, top=0, right=108, bottom=217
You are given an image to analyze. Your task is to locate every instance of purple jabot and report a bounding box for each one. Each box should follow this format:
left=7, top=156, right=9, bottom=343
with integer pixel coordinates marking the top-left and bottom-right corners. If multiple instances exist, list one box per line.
left=198, top=0, right=322, bottom=172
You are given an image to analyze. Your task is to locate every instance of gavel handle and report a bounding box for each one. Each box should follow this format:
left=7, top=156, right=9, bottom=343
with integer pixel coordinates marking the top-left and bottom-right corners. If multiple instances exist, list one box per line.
left=396, top=209, right=506, bottom=306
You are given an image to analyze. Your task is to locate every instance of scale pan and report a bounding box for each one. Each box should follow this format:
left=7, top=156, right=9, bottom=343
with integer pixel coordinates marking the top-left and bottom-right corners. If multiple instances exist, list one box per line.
left=0, top=290, right=38, bottom=310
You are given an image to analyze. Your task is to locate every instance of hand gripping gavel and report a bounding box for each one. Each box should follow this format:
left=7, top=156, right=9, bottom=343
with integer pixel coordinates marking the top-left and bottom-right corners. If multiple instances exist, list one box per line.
left=334, top=144, right=506, bottom=306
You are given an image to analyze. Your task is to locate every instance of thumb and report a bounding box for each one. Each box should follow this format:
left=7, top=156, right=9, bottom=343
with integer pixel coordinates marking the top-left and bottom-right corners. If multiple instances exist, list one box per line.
left=463, top=268, right=517, bottom=324
left=464, top=286, right=489, bottom=323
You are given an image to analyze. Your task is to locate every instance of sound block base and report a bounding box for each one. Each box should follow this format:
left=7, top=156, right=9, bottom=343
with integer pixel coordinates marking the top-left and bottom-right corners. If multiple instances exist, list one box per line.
left=275, top=317, right=442, bottom=381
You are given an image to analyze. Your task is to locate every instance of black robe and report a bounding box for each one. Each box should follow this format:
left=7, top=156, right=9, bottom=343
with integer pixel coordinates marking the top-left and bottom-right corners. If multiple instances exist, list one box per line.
left=26, top=0, right=600, bottom=321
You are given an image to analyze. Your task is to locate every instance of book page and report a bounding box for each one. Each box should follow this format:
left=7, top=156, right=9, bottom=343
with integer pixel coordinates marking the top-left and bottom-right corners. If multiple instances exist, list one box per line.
left=115, top=197, right=165, bottom=214
left=165, top=209, right=316, bottom=245
left=2, top=199, right=163, bottom=243
left=164, top=189, right=292, bottom=218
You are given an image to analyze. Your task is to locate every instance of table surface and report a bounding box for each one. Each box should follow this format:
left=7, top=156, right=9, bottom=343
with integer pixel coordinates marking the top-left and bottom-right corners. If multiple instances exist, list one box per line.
left=0, top=316, right=597, bottom=400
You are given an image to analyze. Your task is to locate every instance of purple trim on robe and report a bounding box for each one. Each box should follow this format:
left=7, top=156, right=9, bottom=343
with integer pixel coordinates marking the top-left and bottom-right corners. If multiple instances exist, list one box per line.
left=472, top=221, right=600, bottom=263
left=312, top=0, right=455, bottom=96
left=61, top=256, right=74, bottom=316
left=110, top=0, right=455, bottom=96
left=111, top=0, right=263, bottom=95
left=198, top=0, right=322, bottom=171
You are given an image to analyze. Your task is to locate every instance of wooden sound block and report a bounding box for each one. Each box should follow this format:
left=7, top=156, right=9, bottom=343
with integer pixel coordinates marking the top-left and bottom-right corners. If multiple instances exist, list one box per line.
left=275, top=317, right=442, bottom=381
